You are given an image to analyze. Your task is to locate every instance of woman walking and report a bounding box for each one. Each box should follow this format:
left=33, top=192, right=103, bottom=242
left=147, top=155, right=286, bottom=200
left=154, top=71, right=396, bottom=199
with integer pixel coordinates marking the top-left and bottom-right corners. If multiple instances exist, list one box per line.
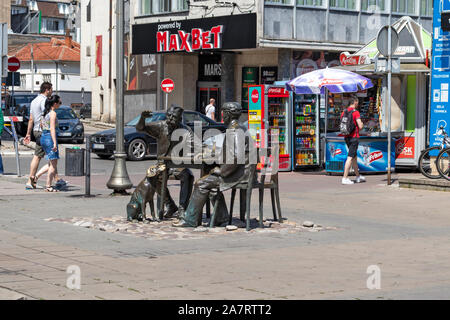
left=40, top=95, right=61, bottom=192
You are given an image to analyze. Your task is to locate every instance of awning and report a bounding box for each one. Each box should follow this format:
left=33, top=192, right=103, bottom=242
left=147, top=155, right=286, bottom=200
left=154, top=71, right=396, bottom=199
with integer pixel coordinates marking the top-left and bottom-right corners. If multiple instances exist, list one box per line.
left=333, top=63, right=430, bottom=74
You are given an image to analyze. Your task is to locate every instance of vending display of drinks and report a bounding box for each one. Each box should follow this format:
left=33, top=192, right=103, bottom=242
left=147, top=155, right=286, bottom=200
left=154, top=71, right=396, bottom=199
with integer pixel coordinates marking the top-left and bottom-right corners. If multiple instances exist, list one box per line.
left=294, top=94, right=319, bottom=167
left=268, top=96, right=288, bottom=157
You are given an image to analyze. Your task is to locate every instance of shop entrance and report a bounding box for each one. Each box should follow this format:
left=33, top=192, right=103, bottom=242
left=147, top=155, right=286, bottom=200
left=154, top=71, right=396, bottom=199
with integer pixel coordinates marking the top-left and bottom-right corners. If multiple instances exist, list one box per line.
left=197, top=82, right=221, bottom=121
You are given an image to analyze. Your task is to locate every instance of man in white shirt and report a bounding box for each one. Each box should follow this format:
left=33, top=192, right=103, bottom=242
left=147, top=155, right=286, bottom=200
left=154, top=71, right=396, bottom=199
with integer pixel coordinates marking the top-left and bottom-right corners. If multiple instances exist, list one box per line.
left=23, top=82, right=53, bottom=189
left=205, top=98, right=216, bottom=121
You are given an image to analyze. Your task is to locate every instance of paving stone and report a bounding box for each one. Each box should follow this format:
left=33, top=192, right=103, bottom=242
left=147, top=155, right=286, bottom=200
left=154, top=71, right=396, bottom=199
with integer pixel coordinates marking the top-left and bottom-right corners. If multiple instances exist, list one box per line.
left=226, top=225, right=238, bottom=231
left=303, top=221, right=314, bottom=228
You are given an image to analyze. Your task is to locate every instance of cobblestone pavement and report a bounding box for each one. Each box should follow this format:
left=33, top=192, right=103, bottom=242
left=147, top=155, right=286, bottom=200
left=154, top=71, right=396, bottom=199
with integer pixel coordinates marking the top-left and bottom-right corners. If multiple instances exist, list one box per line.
left=1, top=168, right=450, bottom=300
left=45, top=215, right=335, bottom=241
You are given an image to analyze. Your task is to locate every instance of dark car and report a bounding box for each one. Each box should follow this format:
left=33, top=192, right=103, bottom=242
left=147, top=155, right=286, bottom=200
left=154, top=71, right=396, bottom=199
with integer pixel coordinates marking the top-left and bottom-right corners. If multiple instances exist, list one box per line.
left=55, top=106, right=85, bottom=144
left=90, top=110, right=227, bottom=161
left=11, top=93, right=38, bottom=137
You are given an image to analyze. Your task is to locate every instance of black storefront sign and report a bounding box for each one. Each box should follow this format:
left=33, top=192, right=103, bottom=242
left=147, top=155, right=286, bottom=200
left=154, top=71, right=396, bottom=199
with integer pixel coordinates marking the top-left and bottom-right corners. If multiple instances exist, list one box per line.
left=132, top=13, right=257, bottom=54
left=260, top=66, right=278, bottom=84
left=198, top=54, right=222, bottom=82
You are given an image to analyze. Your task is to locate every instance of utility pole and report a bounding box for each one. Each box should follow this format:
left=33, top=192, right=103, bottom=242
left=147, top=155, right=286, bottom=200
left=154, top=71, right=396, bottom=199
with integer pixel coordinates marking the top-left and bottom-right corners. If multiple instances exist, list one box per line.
left=387, top=1, right=392, bottom=185
left=106, top=0, right=132, bottom=193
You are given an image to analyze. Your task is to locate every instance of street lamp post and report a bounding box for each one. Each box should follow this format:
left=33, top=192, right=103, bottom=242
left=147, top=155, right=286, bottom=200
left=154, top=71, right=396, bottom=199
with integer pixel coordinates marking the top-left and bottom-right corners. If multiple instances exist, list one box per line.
left=387, top=1, right=392, bottom=185
left=107, top=0, right=133, bottom=193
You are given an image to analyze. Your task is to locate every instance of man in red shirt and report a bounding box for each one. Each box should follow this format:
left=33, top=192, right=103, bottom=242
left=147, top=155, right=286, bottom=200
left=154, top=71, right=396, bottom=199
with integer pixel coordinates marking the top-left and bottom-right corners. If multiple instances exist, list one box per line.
left=341, top=95, right=365, bottom=185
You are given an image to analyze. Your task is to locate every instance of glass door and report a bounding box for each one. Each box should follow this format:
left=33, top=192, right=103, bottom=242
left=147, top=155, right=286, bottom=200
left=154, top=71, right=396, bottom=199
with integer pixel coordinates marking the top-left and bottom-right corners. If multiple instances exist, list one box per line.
left=197, top=82, right=221, bottom=121
left=294, top=94, right=319, bottom=168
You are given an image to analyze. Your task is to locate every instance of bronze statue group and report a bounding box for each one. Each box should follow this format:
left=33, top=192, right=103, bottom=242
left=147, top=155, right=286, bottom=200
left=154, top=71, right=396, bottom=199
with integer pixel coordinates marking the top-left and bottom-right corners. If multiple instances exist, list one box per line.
left=127, top=102, right=252, bottom=228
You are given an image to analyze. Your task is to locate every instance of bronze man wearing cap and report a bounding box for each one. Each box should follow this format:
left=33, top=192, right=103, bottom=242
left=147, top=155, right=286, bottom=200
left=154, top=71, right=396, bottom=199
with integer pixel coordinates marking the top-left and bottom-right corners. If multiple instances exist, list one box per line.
left=174, top=102, right=254, bottom=227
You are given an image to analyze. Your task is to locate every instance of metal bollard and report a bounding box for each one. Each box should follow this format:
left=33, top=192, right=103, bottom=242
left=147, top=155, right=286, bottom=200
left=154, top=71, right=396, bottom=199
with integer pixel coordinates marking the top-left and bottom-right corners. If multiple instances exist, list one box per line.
left=85, top=137, right=91, bottom=196
left=10, top=120, right=21, bottom=177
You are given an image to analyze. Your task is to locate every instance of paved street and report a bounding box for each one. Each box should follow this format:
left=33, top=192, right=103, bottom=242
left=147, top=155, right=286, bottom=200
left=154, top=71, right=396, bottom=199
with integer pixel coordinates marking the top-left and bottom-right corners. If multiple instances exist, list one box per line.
left=1, top=149, right=450, bottom=300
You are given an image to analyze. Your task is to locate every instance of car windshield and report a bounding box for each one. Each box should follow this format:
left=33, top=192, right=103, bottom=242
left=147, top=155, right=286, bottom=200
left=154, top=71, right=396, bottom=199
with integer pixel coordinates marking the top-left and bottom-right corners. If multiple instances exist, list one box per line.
left=56, top=108, right=78, bottom=120
left=126, top=113, right=166, bottom=126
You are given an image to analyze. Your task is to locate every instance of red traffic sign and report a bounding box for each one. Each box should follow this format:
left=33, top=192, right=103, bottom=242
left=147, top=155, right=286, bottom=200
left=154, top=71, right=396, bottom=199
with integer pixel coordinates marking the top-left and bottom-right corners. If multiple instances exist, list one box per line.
left=161, top=78, right=174, bottom=93
left=8, top=57, right=21, bottom=72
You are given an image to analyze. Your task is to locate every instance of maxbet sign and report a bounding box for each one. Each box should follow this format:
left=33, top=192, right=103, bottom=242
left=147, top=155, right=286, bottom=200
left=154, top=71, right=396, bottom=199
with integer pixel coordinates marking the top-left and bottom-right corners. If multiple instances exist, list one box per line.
left=132, top=13, right=257, bottom=54
left=156, top=25, right=223, bottom=52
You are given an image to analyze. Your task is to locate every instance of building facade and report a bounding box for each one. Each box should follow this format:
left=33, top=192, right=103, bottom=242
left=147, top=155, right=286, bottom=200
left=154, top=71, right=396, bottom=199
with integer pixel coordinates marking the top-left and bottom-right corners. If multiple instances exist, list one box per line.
left=10, top=36, right=91, bottom=106
left=129, top=0, right=432, bottom=120
left=11, top=0, right=81, bottom=43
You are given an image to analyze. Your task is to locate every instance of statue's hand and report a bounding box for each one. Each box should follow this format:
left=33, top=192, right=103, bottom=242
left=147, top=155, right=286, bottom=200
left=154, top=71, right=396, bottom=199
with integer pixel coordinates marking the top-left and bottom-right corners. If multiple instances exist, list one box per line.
left=141, top=111, right=153, bottom=119
left=210, top=167, right=221, bottom=176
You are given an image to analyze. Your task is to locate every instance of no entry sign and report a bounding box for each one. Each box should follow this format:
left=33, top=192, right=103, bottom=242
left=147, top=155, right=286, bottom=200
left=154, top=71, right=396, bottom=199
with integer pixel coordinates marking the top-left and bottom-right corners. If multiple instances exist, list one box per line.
left=8, top=57, right=20, bottom=72
left=161, top=78, right=174, bottom=93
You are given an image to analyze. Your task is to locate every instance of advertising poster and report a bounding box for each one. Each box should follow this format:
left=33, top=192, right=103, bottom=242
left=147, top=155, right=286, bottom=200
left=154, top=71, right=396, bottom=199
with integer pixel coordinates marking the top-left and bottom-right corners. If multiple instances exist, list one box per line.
left=248, top=85, right=264, bottom=147
left=291, top=51, right=340, bottom=78
left=260, top=67, right=278, bottom=84
left=125, top=35, right=157, bottom=91
left=242, top=67, right=259, bottom=110
left=95, top=35, right=102, bottom=77
left=326, top=139, right=395, bottom=172
left=429, top=0, right=450, bottom=152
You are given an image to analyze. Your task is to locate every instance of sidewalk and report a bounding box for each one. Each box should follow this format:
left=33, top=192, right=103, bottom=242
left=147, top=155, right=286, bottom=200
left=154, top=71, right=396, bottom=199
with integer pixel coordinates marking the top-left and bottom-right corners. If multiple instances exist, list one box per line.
left=1, top=171, right=450, bottom=299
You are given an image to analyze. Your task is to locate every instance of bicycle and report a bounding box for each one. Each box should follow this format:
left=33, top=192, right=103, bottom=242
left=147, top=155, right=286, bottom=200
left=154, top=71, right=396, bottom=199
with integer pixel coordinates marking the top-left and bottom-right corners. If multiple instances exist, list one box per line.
left=418, top=127, right=450, bottom=179
left=436, top=133, right=450, bottom=181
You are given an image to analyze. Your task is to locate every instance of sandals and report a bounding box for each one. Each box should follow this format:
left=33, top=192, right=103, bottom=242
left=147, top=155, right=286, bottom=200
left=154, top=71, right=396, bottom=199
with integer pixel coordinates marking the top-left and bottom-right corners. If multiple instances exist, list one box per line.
left=25, top=176, right=37, bottom=190
left=45, top=186, right=59, bottom=192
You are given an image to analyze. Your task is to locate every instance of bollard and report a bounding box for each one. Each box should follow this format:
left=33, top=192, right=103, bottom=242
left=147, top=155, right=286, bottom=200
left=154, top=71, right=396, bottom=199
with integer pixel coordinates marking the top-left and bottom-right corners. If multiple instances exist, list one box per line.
left=85, top=137, right=91, bottom=196
left=10, top=120, right=21, bottom=177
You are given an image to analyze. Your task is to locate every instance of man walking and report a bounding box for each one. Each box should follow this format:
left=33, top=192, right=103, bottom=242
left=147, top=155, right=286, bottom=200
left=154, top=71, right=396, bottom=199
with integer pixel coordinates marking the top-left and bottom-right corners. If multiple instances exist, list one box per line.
left=341, top=95, right=365, bottom=185
left=205, top=98, right=216, bottom=121
left=23, top=82, right=53, bottom=189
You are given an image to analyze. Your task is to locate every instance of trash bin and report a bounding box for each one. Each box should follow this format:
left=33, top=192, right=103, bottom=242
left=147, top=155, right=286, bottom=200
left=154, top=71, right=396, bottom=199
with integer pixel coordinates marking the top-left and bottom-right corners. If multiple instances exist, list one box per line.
left=65, top=147, right=85, bottom=176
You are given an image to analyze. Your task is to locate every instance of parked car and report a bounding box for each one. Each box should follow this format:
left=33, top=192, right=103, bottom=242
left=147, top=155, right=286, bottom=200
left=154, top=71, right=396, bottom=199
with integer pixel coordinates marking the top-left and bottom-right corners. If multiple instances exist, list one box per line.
left=55, top=106, right=85, bottom=144
left=12, top=93, right=38, bottom=137
left=90, top=110, right=227, bottom=161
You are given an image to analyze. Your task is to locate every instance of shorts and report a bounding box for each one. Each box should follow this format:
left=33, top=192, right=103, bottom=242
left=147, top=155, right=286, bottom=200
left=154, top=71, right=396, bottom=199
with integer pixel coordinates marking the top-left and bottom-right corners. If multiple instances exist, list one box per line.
left=40, top=130, right=60, bottom=160
left=33, top=131, right=45, bottom=158
left=345, top=137, right=359, bottom=158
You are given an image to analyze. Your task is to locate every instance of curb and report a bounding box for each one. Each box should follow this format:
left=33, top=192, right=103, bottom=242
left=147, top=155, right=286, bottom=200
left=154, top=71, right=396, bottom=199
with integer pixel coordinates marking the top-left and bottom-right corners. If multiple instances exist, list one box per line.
left=1, top=151, right=34, bottom=156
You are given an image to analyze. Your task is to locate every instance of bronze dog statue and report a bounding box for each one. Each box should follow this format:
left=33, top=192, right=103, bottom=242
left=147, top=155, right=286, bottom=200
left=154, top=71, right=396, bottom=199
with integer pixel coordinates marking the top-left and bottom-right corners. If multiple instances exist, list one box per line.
left=126, top=177, right=156, bottom=222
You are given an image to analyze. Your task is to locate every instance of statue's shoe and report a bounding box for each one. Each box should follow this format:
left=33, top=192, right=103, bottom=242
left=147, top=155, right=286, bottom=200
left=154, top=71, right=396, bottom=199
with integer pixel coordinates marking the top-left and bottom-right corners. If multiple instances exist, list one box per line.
left=172, top=220, right=194, bottom=227
left=163, top=205, right=178, bottom=219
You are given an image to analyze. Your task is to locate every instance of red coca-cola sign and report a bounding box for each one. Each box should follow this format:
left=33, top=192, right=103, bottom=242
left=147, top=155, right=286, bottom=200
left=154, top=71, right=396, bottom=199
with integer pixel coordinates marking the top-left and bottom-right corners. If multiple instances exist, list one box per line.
left=251, top=89, right=259, bottom=103
left=268, top=87, right=289, bottom=97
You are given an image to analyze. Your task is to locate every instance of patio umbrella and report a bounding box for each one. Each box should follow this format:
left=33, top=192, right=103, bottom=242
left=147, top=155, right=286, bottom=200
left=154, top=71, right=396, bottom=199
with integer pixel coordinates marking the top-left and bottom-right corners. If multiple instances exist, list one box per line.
left=285, top=67, right=374, bottom=94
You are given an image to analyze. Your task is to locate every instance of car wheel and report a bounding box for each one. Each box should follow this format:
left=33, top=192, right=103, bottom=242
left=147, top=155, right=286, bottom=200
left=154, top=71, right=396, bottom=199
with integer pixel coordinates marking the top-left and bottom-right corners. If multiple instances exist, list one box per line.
left=127, top=138, right=147, bottom=161
left=96, top=154, right=112, bottom=160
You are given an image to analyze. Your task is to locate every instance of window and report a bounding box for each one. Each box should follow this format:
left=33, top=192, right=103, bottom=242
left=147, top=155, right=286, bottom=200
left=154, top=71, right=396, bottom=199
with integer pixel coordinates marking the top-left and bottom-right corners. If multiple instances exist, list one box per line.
left=297, top=0, right=323, bottom=6
left=58, top=3, right=69, bottom=15
left=361, top=0, right=385, bottom=11
left=330, top=0, right=356, bottom=9
left=20, top=75, right=26, bottom=89
left=27, top=0, right=38, bottom=11
left=46, top=19, right=61, bottom=32
left=87, top=1, right=91, bottom=22
left=43, top=74, right=51, bottom=83
left=420, top=0, right=432, bottom=15
left=392, top=0, right=416, bottom=14
left=265, top=0, right=292, bottom=4
left=183, top=112, right=209, bottom=126
left=139, top=0, right=188, bottom=15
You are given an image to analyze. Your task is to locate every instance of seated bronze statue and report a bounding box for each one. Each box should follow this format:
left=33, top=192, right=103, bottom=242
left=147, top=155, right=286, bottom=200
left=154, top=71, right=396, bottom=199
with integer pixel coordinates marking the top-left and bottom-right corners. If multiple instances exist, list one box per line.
left=173, top=102, right=253, bottom=228
left=134, top=105, right=194, bottom=219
